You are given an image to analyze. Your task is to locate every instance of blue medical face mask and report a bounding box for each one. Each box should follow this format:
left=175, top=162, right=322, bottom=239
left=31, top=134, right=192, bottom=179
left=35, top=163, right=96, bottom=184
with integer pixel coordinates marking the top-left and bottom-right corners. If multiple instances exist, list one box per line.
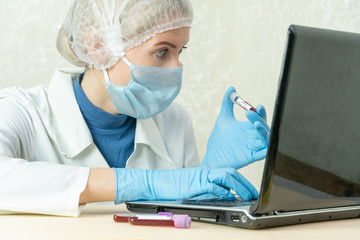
left=103, top=56, right=183, bottom=119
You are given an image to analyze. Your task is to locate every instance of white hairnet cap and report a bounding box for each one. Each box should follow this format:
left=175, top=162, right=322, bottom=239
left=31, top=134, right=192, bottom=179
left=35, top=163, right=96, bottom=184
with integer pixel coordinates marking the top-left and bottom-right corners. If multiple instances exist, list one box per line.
left=56, top=0, right=193, bottom=69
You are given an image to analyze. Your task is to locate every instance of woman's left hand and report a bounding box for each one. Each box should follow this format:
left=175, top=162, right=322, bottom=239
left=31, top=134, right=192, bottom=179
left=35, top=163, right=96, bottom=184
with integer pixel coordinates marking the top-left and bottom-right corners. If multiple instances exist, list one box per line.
left=201, top=87, right=270, bottom=170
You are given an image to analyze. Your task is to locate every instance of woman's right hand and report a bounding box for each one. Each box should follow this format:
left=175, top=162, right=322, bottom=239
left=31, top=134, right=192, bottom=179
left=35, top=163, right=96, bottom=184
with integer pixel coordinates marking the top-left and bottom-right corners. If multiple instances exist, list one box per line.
left=113, top=167, right=258, bottom=204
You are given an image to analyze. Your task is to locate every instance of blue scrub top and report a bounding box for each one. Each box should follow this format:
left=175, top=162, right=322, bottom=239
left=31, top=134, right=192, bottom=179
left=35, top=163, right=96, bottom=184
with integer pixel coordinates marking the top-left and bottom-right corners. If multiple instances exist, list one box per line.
left=73, top=73, right=136, bottom=168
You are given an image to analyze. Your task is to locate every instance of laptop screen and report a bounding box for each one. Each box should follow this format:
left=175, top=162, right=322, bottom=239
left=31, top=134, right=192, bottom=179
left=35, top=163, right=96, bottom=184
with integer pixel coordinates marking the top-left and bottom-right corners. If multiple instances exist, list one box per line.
left=256, top=25, right=360, bottom=214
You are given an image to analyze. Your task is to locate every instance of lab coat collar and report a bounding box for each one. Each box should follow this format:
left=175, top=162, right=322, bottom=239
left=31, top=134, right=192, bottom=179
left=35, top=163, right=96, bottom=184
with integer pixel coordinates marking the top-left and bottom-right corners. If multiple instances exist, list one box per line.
left=48, top=68, right=93, bottom=158
left=48, top=68, right=173, bottom=164
left=135, top=118, right=174, bottom=165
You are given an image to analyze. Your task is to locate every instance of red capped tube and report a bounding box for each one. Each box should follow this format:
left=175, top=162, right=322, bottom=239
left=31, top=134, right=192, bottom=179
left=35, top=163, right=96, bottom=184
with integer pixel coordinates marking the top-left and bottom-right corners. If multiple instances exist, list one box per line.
left=113, top=212, right=191, bottom=229
left=229, top=91, right=257, bottom=112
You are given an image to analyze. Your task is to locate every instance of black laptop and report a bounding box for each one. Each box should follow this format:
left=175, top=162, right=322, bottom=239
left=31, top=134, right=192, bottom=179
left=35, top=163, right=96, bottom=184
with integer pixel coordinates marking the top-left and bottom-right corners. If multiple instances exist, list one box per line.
left=126, top=25, right=360, bottom=229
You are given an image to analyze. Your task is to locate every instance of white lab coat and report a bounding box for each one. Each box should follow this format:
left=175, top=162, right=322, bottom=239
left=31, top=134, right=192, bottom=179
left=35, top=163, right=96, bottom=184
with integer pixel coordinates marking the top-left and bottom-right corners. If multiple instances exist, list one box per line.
left=0, top=68, right=200, bottom=217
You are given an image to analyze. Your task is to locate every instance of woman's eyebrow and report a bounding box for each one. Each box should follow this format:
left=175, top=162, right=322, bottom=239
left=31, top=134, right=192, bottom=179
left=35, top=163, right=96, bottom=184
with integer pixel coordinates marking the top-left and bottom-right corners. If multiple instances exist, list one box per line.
left=153, top=41, right=177, bottom=49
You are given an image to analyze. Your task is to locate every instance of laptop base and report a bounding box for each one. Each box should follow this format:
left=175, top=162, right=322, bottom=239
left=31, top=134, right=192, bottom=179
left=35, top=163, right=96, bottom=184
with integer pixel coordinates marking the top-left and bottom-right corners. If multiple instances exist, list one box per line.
left=127, top=201, right=360, bottom=229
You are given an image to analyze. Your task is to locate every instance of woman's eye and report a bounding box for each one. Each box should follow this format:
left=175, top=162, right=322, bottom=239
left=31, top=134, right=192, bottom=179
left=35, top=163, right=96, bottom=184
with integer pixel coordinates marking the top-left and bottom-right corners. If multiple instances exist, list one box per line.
left=156, top=49, right=168, bottom=58
left=179, top=46, right=188, bottom=55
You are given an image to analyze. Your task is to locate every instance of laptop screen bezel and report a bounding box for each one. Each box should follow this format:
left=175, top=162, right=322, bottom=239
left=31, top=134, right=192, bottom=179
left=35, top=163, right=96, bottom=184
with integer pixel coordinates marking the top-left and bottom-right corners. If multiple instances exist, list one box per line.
left=250, top=25, right=296, bottom=215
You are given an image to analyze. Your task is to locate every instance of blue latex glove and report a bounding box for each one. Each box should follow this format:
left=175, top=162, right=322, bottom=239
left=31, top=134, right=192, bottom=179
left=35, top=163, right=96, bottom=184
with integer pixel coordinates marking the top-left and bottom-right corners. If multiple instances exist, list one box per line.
left=201, top=86, right=270, bottom=169
left=114, top=167, right=258, bottom=204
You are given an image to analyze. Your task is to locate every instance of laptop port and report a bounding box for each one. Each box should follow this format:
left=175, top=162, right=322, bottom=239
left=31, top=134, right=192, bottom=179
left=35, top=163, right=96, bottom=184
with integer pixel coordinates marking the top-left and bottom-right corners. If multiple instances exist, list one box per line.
left=231, top=215, right=240, bottom=222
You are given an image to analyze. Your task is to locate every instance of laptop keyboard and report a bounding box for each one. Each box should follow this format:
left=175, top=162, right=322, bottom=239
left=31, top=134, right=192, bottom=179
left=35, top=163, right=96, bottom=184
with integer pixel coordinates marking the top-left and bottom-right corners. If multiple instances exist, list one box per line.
left=182, top=197, right=256, bottom=207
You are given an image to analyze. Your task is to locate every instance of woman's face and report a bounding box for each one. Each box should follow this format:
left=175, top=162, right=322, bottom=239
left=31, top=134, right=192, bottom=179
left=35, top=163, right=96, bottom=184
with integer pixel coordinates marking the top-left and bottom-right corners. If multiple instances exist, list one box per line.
left=107, top=27, right=190, bottom=86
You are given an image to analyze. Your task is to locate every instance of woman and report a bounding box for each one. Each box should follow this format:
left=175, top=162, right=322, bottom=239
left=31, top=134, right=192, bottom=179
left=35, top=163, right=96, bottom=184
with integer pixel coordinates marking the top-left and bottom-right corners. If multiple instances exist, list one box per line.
left=0, top=0, right=269, bottom=216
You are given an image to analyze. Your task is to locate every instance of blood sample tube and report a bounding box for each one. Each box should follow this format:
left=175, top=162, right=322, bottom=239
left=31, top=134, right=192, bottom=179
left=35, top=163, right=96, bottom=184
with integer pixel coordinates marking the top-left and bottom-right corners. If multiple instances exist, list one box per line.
left=113, top=212, right=191, bottom=229
left=229, top=91, right=257, bottom=112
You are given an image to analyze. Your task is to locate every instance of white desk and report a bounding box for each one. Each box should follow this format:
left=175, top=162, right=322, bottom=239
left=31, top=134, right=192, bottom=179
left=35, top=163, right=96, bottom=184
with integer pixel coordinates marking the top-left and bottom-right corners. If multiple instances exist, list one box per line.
left=0, top=203, right=358, bottom=240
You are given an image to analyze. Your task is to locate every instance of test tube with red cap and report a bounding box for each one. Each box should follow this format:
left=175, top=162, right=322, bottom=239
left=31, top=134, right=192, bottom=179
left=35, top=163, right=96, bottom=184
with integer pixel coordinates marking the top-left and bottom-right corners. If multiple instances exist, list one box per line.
left=229, top=91, right=257, bottom=112
left=113, top=212, right=191, bottom=229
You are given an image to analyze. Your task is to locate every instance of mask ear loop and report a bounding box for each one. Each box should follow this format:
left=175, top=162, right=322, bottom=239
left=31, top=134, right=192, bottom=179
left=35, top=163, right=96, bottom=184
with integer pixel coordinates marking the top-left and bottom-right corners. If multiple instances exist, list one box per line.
left=103, top=56, right=131, bottom=85
left=103, top=69, right=111, bottom=83
left=121, top=56, right=133, bottom=67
